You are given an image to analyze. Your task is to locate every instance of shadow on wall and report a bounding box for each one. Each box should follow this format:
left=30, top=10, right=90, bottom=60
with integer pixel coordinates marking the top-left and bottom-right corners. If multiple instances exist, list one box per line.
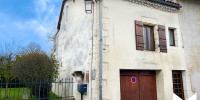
left=187, top=46, right=200, bottom=99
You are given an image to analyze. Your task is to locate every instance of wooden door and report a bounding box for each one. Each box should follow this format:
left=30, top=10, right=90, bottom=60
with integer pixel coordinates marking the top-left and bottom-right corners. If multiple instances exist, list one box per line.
left=172, top=71, right=184, bottom=100
left=139, top=71, right=157, bottom=100
left=120, top=70, right=157, bottom=100
left=120, top=71, right=140, bottom=100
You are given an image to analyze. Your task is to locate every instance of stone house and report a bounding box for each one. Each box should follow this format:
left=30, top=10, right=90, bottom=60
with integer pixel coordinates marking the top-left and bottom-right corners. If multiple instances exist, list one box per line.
left=54, top=0, right=200, bottom=100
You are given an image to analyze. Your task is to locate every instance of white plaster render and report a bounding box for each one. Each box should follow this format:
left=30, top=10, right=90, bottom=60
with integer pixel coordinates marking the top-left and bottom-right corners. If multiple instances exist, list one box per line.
left=54, top=0, right=99, bottom=100
left=53, top=0, right=193, bottom=100
left=101, top=0, right=189, bottom=100
left=178, top=0, right=200, bottom=99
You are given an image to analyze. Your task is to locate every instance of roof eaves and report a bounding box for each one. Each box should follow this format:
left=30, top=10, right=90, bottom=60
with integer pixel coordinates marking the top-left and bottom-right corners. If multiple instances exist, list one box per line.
left=55, top=0, right=67, bottom=38
left=57, top=0, right=68, bottom=30
left=148, top=0, right=182, bottom=8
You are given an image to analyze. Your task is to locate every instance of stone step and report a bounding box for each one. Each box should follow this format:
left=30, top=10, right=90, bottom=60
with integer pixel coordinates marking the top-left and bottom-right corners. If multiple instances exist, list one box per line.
left=62, top=97, right=75, bottom=100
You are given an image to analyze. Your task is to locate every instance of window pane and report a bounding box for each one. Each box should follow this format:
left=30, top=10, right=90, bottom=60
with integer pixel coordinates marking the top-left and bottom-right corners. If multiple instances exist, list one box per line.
left=173, top=74, right=177, bottom=78
left=169, top=29, right=175, bottom=46
left=178, top=79, right=181, bottom=83
left=148, top=27, right=154, bottom=51
left=172, top=71, right=184, bottom=99
left=143, top=27, right=147, bottom=50
left=173, top=79, right=177, bottom=83
left=143, top=26, right=154, bottom=51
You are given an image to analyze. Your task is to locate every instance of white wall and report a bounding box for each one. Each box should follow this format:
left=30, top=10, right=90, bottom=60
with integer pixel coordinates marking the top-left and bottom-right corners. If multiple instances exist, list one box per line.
left=178, top=0, right=200, bottom=99
left=54, top=0, right=94, bottom=99
left=101, top=0, right=188, bottom=100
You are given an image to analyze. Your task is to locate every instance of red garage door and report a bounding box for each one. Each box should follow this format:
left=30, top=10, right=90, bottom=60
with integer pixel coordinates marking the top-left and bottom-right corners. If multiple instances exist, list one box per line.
left=120, top=70, right=157, bottom=100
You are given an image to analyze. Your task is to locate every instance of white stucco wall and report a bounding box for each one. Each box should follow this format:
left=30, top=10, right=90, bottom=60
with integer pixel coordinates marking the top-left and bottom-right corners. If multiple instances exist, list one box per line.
left=101, top=1, right=189, bottom=100
left=178, top=0, right=200, bottom=99
left=54, top=0, right=194, bottom=100
left=54, top=0, right=96, bottom=99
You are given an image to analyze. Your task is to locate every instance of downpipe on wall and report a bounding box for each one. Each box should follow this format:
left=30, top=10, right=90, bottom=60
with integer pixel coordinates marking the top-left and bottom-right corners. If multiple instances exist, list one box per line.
left=99, top=0, right=103, bottom=100
left=89, top=69, right=92, bottom=100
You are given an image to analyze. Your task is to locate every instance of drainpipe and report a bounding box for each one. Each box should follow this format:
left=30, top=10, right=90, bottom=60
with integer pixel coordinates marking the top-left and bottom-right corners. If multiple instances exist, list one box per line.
left=89, top=69, right=92, bottom=100
left=99, top=0, right=103, bottom=100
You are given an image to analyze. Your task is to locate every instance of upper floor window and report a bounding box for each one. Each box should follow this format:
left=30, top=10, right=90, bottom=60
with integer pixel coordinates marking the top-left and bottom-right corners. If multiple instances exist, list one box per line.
left=135, top=20, right=167, bottom=53
left=169, top=29, right=175, bottom=46
left=143, top=26, right=155, bottom=51
left=65, top=6, right=68, bottom=23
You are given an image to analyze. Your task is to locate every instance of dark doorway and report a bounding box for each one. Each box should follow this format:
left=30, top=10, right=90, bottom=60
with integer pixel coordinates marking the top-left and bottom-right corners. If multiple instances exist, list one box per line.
left=120, top=70, right=157, bottom=100
left=172, top=71, right=184, bottom=100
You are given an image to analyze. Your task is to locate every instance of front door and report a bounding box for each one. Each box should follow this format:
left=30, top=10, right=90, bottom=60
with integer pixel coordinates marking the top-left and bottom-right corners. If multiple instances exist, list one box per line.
left=120, top=70, right=157, bottom=100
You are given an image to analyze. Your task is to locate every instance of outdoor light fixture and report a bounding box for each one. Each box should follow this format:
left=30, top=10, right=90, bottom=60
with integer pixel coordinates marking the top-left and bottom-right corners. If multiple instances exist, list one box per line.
left=72, top=71, right=84, bottom=84
left=84, top=0, right=93, bottom=14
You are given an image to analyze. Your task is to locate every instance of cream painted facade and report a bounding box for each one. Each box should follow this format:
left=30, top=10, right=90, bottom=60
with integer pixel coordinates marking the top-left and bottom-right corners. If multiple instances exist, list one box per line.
left=54, top=0, right=196, bottom=100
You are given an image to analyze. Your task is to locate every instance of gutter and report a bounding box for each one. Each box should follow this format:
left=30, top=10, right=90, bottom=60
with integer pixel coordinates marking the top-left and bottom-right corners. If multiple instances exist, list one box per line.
left=54, top=29, right=60, bottom=40
left=54, top=0, right=68, bottom=39
left=89, top=69, right=92, bottom=100
left=99, top=0, right=103, bottom=100
left=148, top=0, right=182, bottom=8
left=57, top=0, right=68, bottom=30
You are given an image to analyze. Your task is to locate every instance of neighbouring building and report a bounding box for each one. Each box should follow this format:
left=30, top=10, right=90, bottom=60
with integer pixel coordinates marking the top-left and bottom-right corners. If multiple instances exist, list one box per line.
left=178, top=0, right=200, bottom=99
left=54, top=0, right=199, bottom=100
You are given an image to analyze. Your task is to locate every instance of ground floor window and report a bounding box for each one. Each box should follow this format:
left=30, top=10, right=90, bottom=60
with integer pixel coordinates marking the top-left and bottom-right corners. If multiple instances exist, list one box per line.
left=172, top=71, right=184, bottom=100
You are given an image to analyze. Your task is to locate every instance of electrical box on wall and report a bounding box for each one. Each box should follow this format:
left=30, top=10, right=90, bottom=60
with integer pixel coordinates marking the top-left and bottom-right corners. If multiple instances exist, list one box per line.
left=78, top=84, right=87, bottom=94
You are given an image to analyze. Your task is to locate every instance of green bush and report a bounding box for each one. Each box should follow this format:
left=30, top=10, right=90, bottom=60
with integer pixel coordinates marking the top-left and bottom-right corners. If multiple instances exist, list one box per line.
left=12, top=51, right=58, bottom=100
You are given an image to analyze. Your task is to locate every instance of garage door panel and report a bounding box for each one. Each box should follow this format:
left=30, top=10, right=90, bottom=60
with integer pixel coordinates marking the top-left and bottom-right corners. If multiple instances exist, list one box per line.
left=120, top=71, right=139, bottom=100
left=139, top=74, right=157, bottom=100
left=120, top=70, right=157, bottom=100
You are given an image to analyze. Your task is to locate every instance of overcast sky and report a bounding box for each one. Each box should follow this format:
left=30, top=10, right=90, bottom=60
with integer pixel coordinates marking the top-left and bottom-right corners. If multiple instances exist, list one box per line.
left=0, top=0, right=62, bottom=52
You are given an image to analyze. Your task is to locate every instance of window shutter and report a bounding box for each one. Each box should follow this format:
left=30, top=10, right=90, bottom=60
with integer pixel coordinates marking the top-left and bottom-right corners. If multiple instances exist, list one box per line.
left=158, top=25, right=167, bottom=53
left=135, top=20, right=144, bottom=50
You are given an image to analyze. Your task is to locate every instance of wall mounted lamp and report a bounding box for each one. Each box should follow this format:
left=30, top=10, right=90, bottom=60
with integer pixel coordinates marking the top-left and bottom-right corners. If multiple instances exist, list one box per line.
left=84, top=0, right=93, bottom=14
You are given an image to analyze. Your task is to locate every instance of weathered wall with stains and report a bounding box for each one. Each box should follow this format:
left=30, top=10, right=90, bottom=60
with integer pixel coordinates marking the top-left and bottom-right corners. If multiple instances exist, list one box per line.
left=54, top=0, right=97, bottom=99
left=101, top=0, right=190, bottom=100
left=178, top=0, right=200, bottom=99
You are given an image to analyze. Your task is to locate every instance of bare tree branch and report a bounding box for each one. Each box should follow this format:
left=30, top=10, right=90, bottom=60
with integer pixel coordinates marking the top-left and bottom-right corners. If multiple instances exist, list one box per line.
left=0, top=41, right=21, bottom=59
left=46, top=27, right=57, bottom=42
left=22, top=43, right=42, bottom=54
